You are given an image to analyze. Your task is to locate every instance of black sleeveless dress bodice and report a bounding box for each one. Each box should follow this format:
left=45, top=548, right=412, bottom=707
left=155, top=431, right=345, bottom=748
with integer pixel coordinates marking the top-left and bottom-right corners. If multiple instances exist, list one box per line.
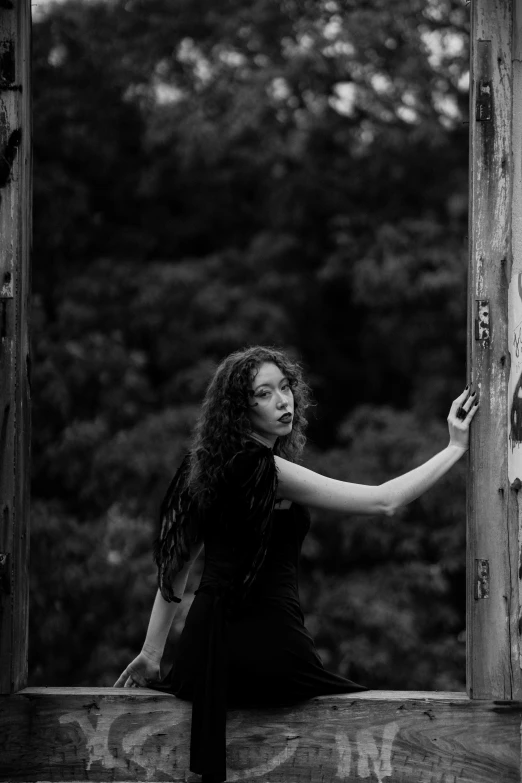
left=151, top=446, right=366, bottom=782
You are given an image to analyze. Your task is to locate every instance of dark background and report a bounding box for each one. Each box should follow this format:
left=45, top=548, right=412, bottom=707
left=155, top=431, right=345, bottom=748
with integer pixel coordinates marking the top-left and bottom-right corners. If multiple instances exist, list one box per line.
left=29, top=0, right=470, bottom=691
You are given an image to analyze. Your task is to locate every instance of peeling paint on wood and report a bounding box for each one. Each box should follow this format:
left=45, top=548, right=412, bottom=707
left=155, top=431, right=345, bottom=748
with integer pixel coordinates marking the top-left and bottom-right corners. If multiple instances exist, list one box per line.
left=0, top=269, right=12, bottom=298
left=476, top=299, right=491, bottom=343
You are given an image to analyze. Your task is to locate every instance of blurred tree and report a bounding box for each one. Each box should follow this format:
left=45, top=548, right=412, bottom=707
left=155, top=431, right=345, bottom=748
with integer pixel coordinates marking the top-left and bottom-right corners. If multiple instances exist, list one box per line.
left=30, top=0, right=470, bottom=689
left=301, top=406, right=466, bottom=691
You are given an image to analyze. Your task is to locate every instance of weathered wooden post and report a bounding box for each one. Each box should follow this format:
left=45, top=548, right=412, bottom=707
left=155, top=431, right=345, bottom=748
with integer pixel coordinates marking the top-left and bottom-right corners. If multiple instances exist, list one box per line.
left=0, top=0, right=32, bottom=695
left=466, top=0, right=522, bottom=702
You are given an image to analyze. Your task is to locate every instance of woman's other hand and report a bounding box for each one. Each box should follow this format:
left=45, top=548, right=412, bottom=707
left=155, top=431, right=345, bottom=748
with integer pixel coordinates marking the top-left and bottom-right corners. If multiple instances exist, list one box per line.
left=113, top=647, right=162, bottom=688
left=447, top=386, right=479, bottom=452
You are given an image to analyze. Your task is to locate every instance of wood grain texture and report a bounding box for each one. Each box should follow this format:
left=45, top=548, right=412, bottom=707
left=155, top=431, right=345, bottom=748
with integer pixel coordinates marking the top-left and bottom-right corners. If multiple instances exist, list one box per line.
left=467, top=0, right=521, bottom=700
left=0, top=1, right=32, bottom=695
left=0, top=689, right=520, bottom=783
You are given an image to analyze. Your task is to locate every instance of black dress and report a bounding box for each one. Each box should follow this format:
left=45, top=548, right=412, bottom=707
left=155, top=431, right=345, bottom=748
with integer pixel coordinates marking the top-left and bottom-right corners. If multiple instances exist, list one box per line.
left=152, top=441, right=366, bottom=782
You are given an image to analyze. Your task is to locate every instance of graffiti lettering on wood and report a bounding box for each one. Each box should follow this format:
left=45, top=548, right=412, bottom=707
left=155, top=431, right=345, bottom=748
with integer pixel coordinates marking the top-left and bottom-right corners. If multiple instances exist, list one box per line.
left=58, top=707, right=400, bottom=780
left=335, top=722, right=399, bottom=783
left=59, top=707, right=188, bottom=780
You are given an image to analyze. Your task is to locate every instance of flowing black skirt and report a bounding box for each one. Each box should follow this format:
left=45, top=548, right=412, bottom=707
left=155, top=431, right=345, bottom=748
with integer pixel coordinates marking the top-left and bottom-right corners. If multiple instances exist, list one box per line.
left=152, top=505, right=366, bottom=781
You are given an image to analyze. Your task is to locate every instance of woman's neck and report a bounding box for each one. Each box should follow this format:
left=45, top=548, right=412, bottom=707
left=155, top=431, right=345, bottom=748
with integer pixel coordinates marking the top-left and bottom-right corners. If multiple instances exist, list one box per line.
left=249, top=433, right=276, bottom=450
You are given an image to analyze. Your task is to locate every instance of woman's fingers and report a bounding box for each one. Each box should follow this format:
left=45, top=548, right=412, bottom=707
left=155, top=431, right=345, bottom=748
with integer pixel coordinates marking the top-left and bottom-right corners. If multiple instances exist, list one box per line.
left=456, top=393, right=477, bottom=420
left=456, top=386, right=471, bottom=403
left=455, top=398, right=479, bottom=426
left=113, top=668, right=146, bottom=688
left=113, top=671, right=127, bottom=687
left=447, top=384, right=479, bottom=451
left=451, top=386, right=479, bottom=420
left=450, top=388, right=469, bottom=415
left=126, top=673, right=142, bottom=687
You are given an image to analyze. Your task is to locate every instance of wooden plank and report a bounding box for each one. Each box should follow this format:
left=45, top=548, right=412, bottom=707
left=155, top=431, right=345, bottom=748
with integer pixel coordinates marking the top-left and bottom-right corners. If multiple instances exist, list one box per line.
left=0, top=0, right=32, bottom=694
left=0, top=689, right=520, bottom=783
left=467, top=0, right=521, bottom=700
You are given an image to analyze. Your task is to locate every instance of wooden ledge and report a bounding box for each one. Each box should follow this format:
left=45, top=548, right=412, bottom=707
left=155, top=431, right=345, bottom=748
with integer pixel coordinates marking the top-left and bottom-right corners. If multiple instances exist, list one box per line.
left=1, top=688, right=521, bottom=782
left=14, top=686, right=471, bottom=700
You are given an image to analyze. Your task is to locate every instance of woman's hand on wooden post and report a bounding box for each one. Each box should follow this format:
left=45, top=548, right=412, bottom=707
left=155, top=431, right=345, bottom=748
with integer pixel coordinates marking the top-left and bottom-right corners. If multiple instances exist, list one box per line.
left=447, top=386, right=479, bottom=452
left=113, top=647, right=162, bottom=688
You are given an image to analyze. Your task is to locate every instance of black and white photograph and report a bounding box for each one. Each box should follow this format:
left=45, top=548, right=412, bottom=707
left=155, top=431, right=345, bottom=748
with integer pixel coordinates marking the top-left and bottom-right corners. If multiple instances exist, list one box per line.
left=1, top=1, right=521, bottom=781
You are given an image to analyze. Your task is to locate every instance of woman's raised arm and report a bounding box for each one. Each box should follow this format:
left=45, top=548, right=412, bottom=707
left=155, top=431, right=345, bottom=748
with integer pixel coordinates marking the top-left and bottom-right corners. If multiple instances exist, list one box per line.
left=275, top=386, right=478, bottom=517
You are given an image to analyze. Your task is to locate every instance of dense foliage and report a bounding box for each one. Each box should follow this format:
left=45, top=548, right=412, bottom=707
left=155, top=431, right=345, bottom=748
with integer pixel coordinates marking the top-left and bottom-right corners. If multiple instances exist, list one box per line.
left=30, top=0, right=470, bottom=690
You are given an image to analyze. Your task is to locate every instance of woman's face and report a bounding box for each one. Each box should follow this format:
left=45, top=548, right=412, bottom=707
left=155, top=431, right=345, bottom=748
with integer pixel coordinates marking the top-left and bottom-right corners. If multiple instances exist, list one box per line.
left=247, top=361, right=294, bottom=447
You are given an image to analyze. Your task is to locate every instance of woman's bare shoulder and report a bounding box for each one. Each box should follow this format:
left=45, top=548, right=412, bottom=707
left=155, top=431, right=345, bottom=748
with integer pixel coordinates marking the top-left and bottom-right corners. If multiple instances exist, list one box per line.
left=273, top=455, right=317, bottom=502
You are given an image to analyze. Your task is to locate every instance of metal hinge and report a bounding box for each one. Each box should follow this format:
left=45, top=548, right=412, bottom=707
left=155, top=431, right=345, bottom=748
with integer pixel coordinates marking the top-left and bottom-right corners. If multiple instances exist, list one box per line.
left=476, top=80, right=492, bottom=122
left=475, top=559, right=490, bottom=599
left=475, top=299, right=490, bottom=343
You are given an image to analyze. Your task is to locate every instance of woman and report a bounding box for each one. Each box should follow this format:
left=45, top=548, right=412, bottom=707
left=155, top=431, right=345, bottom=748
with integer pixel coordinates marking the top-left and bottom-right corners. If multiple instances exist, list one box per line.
left=114, top=345, right=478, bottom=783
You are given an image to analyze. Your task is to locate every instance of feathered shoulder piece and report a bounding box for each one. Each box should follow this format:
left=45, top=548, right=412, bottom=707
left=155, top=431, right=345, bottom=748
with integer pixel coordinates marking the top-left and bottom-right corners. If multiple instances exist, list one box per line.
left=153, top=454, right=201, bottom=602
left=222, top=439, right=279, bottom=603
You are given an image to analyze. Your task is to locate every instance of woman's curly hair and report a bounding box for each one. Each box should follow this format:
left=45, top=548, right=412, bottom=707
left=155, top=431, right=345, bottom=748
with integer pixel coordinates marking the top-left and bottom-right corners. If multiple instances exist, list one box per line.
left=185, top=345, right=313, bottom=508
